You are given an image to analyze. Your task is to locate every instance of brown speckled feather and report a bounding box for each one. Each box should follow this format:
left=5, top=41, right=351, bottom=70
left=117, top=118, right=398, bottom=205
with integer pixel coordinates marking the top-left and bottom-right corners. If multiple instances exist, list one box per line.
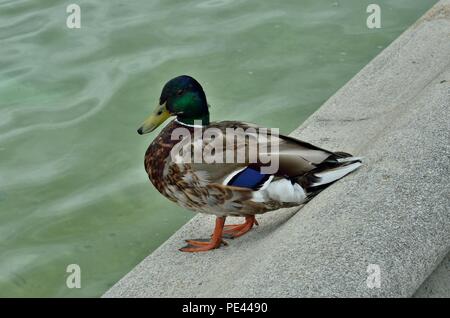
left=144, top=120, right=335, bottom=216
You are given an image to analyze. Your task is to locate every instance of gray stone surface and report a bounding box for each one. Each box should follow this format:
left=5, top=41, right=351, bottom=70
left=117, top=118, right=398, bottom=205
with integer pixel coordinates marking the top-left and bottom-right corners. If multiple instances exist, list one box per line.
left=104, top=1, right=450, bottom=298
left=414, top=253, right=450, bottom=298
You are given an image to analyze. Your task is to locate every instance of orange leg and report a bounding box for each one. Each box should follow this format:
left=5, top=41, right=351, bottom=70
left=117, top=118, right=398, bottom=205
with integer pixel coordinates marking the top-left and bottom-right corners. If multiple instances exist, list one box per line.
left=180, top=217, right=227, bottom=252
left=223, top=215, right=258, bottom=238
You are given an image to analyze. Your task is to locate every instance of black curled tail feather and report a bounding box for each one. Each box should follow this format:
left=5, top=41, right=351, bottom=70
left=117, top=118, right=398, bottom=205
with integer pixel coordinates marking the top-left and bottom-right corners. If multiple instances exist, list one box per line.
left=296, top=151, right=362, bottom=194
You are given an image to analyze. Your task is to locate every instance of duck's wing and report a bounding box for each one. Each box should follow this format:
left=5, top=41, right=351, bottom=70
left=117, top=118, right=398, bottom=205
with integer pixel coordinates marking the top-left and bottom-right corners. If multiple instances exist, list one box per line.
left=168, top=121, right=361, bottom=213
left=171, top=120, right=349, bottom=184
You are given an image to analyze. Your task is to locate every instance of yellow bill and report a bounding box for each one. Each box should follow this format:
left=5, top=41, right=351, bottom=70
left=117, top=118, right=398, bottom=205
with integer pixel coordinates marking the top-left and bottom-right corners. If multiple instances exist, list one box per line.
left=137, top=102, right=171, bottom=135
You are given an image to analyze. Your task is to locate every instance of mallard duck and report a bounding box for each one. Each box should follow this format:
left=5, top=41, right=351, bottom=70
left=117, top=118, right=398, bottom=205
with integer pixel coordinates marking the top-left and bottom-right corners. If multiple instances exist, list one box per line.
left=137, top=75, right=361, bottom=252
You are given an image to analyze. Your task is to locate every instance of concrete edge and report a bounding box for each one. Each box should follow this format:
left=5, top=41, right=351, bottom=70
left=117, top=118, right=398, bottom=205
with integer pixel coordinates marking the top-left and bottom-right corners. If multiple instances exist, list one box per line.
left=103, top=0, right=450, bottom=298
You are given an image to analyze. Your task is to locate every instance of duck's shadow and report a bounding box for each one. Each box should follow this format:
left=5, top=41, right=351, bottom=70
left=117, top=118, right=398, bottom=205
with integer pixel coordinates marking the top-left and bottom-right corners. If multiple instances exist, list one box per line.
left=178, top=206, right=304, bottom=254
left=229, top=206, right=302, bottom=245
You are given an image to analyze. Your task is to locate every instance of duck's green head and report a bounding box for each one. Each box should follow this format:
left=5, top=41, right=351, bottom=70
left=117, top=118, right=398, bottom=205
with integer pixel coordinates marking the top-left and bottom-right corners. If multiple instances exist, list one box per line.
left=137, top=75, right=209, bottom=134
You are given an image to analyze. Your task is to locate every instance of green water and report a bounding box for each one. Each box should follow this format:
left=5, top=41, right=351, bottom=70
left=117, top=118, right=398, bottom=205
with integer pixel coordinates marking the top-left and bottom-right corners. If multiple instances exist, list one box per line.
left=0, top=0, right=437, bottom=297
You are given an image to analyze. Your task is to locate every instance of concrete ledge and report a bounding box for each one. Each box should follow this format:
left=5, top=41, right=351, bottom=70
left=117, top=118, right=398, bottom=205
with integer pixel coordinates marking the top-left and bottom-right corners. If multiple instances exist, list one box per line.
left=414, top=253, right=450, bottom=297
left=104, top=0, right=450, bottom=297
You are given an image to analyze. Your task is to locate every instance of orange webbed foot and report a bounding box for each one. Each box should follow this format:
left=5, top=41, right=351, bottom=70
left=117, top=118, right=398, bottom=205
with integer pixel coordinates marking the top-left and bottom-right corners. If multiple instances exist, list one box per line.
left=179, top=217, right=227, bottom=253
left=223, top=216, right=258, bottom=239
left=180, top=238, right=228, bottom=252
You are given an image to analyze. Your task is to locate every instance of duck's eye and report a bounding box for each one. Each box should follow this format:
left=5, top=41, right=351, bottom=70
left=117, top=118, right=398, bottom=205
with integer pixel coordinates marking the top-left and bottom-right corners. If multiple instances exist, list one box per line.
left=176, top=90, right=183, bottom=96
left=157, top=110, right=162, bottom=115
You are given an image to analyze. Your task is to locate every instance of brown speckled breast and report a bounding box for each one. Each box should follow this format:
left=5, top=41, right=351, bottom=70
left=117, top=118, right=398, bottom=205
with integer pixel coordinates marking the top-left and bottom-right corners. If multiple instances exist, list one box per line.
left=143, top=120, right=279, bottom=216
left=144, top=120, right=189, bottom=201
